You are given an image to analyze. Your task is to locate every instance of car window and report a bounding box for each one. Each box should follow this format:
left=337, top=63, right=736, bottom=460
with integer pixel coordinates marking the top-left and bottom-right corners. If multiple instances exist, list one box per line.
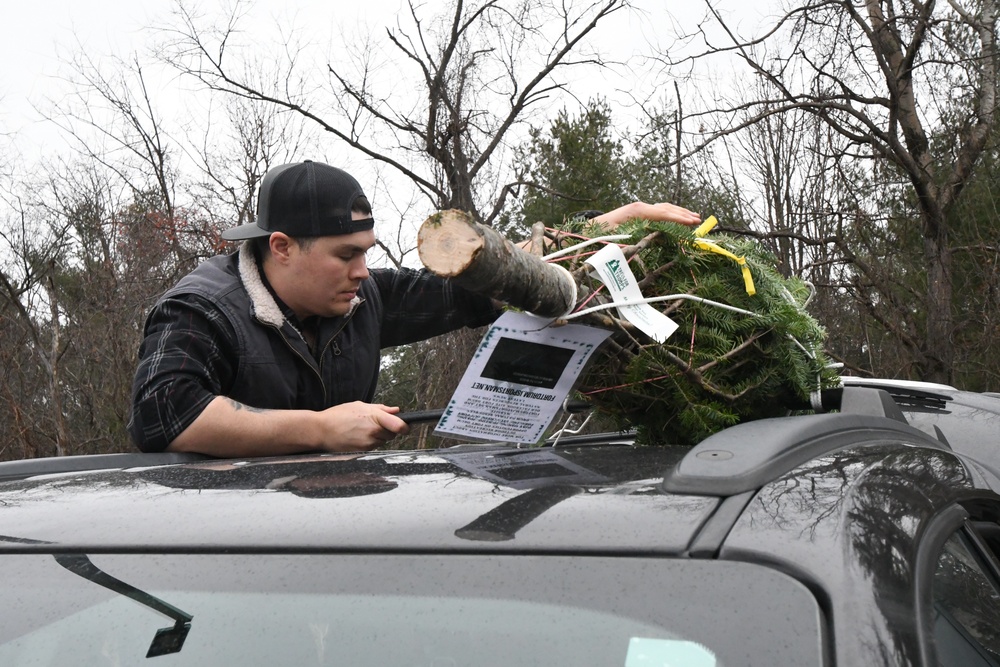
left=0, top=553, right=824, bottom=666
left=932, top=529, right=1000, bottom=666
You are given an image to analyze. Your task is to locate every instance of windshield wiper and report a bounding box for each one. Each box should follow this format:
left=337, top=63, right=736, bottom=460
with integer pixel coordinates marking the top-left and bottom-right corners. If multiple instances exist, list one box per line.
left=53, top=554, right=193, bottom=658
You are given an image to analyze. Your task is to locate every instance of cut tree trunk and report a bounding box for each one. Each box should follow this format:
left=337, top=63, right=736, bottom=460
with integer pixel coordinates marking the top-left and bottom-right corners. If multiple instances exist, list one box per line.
left=417, top=209, right=576, bottom=317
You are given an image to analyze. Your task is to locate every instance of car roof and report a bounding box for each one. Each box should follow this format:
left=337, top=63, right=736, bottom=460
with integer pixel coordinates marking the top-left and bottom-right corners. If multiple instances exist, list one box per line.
left=0, top=443, right=721, bottom=552
left=2, top=381, right=998, bottom=554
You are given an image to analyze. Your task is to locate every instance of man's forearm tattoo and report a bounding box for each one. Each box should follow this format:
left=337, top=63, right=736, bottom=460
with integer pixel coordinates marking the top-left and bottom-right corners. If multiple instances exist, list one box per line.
left=225, top=398, right=267, bottom=413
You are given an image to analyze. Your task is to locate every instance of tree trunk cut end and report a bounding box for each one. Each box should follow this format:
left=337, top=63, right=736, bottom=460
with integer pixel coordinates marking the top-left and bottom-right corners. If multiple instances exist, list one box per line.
left=417, top=209, right=485, bottom=277
left=418, top=209, right=576, bottom=318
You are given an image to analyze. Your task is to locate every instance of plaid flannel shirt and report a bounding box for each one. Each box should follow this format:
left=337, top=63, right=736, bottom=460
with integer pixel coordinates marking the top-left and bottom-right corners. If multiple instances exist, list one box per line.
left=128, top=259, right=499, bottom=452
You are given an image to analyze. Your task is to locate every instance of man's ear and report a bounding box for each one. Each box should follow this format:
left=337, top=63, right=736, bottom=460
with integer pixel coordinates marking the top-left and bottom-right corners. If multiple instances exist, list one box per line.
left=269, top=232, right=294, bottom=264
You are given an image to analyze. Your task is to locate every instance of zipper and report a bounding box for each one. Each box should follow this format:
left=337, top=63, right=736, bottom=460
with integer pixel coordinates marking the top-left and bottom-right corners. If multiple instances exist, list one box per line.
left=321, top=298, right=363, bottom=361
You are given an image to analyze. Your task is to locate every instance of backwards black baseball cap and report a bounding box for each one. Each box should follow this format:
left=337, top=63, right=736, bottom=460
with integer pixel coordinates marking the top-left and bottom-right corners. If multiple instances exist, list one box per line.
left=221, top=160, right=375, bottom=240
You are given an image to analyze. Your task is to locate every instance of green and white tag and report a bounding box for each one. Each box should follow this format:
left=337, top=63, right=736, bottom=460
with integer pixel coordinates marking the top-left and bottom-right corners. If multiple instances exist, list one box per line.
left=585, top=244, right=679, bottom=343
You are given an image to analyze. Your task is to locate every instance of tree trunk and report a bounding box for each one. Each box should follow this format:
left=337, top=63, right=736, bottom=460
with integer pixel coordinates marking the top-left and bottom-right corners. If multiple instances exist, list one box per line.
left=923, top=219, right=954, bottom=384
left=43, top=275, right=68, bottom=456
left=417, top=209, right=576, bottom=318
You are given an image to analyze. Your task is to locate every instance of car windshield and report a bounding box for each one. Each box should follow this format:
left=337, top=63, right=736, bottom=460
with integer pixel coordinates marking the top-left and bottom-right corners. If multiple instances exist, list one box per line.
left=1, top=552, right=822, bottom=666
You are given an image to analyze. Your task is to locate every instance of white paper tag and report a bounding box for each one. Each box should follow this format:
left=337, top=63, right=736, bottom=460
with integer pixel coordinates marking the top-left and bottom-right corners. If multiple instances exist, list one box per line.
left=434, top=311, right=611, bottom=444
left=585, top=244, right=679, bottom=343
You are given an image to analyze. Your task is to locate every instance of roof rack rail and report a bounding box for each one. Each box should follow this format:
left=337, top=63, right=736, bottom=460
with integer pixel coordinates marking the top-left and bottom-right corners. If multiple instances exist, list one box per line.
left=815, top=386, right=909, bottom=422
left=840, top=376, right=957, bottom=393
left=0, top=452, right=209, bottom=483
left=662, top=411, right=948, bottom=497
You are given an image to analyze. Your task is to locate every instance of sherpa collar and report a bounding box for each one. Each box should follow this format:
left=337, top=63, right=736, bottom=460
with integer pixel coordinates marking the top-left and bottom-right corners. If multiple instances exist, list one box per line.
left=238, top=241, right=286, bottom=328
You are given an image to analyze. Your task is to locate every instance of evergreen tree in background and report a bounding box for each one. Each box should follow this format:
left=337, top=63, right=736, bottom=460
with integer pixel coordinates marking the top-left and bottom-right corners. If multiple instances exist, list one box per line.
left=507, top=99, right=630, bottom=231
left=504, top=99, right=747, bottom=235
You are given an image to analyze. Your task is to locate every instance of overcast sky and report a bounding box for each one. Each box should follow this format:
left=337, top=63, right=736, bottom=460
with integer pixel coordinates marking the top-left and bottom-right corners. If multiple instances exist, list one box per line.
left=1, top=0, right=404, bottom=153
left=0, top=0, right=773, bottom=225
left=0, top=0, right=769, bottom=267
left=2, top=1, right=170, bottom=140
left=1, top=0, right=768, bottom=143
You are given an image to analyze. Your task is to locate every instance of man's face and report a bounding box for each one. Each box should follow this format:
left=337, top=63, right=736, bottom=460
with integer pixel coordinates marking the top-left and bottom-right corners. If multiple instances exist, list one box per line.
left=280, top=225, right=376, bottom=319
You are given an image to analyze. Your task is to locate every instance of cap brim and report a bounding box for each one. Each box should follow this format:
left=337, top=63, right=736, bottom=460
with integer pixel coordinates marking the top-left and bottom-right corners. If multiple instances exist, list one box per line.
left=221, top=222, right=272, bottom=241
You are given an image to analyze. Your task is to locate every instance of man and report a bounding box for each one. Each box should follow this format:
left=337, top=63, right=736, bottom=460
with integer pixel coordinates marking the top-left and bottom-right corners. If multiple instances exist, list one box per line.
left=129, top=160, right=501, bottom=456
left=129, top=160, right=700, bottom=457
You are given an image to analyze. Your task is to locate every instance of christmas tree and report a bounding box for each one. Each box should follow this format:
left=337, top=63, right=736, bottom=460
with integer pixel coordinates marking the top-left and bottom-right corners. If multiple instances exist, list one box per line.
left=418, top=210, right=841, bottom=446
left=547, top=217, right=840, bottom=445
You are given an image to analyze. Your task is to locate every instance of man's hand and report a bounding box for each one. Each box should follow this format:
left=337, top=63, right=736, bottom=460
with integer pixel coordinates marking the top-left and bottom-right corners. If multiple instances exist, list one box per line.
left=590, top=202, right=701, bottom=228
left=515, top=201, right=701, bottom=254
left=317, top=402, right=410, bottom=451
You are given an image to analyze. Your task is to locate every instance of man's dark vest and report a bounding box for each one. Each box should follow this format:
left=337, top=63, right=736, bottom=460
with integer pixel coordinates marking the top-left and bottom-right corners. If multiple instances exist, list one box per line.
left=162, top=251, right=384, bottom=411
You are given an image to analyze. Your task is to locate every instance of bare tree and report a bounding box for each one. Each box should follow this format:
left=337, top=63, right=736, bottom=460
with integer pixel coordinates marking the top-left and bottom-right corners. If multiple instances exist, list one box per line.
left=666, top=0, right=999, bottom=384
left=182, top=82, right=316, bottom=232
left=44, top=49, right=182, bottom=253
left=157, top=0, right=628, bottom=225
left=0, top=188, right=73, bottom=457
left=0, top=38, right=323, bottom=457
